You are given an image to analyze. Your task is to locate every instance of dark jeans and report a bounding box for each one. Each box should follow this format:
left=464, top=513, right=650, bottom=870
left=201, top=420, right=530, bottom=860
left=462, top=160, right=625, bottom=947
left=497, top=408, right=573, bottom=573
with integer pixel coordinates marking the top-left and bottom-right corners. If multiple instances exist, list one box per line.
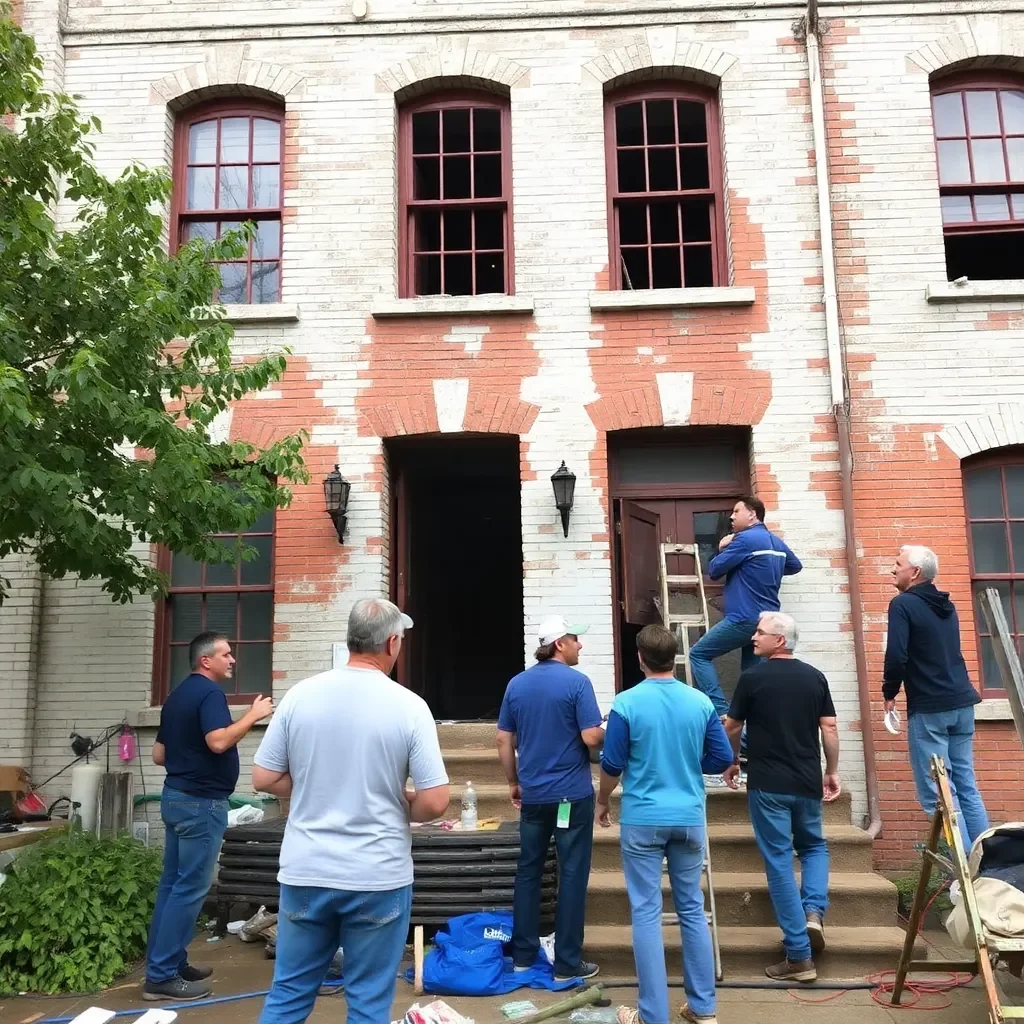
left=146, top=786, right=228, bottom=983
left=512, top=794, right=594, bottom=976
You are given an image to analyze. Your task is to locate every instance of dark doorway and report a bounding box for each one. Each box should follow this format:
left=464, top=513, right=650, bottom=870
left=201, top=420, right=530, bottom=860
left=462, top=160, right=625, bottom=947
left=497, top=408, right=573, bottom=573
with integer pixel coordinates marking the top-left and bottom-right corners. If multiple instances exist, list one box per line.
left=388, top=434, right=524, bottom=720
left=609, top=428, right=750, bottom=697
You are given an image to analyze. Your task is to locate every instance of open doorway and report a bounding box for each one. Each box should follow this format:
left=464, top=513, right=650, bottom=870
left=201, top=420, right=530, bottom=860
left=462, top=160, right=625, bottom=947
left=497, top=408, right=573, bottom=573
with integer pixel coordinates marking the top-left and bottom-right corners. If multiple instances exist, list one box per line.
left=388, top=434, right=525, bottom=720
left=609, top=428, right=751, bottom=698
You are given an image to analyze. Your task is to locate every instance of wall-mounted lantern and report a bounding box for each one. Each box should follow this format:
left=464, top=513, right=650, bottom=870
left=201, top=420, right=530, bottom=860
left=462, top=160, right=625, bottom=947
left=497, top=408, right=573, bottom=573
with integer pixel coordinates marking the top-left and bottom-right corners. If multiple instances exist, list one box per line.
left=323, top=465, right=351, bottom=543
left=551, top=461, right=576, bottom=539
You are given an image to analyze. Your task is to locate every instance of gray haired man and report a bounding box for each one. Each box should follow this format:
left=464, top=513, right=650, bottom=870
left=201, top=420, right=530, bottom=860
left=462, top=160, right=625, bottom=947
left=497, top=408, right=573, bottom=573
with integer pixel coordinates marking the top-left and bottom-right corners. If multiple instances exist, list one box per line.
left=253, top=598, right=450, bottom=1024
left=724, top=612, right=839, bottom=984
left=885, top=545, right=989, bottom=852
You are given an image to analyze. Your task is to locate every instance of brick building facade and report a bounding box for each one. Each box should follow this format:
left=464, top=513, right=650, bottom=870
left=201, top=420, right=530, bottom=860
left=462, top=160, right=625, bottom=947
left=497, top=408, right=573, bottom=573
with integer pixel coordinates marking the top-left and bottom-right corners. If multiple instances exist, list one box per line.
left=3, top=0, right=1024, bottom=868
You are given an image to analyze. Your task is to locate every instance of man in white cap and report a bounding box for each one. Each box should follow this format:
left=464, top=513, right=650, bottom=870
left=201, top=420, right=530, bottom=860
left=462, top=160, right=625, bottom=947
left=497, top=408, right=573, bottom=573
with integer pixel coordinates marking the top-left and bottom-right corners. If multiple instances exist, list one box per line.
left=497, top=615, right=605, bottom=981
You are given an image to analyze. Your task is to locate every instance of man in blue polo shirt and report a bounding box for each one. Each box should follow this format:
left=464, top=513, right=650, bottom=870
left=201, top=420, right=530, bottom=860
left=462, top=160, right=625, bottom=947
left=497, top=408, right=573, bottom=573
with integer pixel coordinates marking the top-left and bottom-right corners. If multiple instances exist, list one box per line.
left=144, top=631, right=273, bottom=1002
left=497, top=615, right=605, bottom=981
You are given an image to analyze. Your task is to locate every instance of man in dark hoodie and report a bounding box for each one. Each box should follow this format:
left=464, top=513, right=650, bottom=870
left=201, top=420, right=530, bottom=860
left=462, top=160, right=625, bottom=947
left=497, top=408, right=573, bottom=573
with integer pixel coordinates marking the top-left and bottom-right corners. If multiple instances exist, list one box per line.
left=690, top=496, right=803, bottom=717
left=884, top=545, right=989, bottom=851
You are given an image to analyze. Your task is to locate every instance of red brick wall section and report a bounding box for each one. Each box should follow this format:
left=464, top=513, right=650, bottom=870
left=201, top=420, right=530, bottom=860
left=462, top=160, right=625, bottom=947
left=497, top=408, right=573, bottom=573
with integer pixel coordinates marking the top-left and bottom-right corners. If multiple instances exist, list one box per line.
left=818, top=23, right=1024, bottom=868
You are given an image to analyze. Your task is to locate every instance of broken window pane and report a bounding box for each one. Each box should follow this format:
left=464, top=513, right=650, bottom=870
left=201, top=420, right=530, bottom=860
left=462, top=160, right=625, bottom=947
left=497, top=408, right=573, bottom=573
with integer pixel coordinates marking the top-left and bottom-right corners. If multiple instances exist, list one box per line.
left=476, top=252, right=504, bottom=294
left=646, top=100, right=676, bottom=145
left=677, top=101, right=708, bottom=144
left=443, top=155, right=471, bottom=199
left=473, top=108, right=501, bottom=152
left=682, top=199, right=712, bottom=242
left=650, top=201, right=680, bottom=243
left=619, top=204, right=648, bottom=245
left=648, top=148, right=678, bottom=191
left=414, top=157, right=440, bottom=200
left=616, top=102, right=644, bottom=147
left=443, top=108, right=471, bottom=153
left=444, top=208, right=472, bottom=251
left=415, top=209, right=441, bottom=252
left=652, top=246, right=682, bottom=288
left=679, top=147, right=710, bottom=190
left=444, top=252, right=473, bottom=295
left=945, top=228, right=1024, bottom=280
left=683, top=245, right=714, bottom=287
left=474, top=154, right=502, bottom=197
left=621, top=248, right=650, bottom=290
left=416, top=253, right=441, bottom=294
left=475, top=209, right=503, bottom=250
left=618, top=149, right=646, bottom=192
left=413, top=110, right=440, bottom=154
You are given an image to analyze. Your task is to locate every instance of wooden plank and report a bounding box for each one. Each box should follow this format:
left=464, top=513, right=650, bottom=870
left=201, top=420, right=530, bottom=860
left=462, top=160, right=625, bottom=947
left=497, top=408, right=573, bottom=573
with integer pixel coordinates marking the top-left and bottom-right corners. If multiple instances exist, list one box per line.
left=0, top=823, right=67, bottom=853
left=979, top=588, right=1024, bottom=747
left=905, top=959, right=977, bottom=973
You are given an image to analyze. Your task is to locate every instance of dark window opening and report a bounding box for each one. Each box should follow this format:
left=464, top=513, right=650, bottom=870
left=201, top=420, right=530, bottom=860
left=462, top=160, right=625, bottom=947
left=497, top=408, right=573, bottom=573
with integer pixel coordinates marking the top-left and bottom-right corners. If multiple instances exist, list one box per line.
left=401, top=95, right=512, bottom=297
left=605, top=88, right=725, bottom=290
left=932, top=78, right=1024, bottom=281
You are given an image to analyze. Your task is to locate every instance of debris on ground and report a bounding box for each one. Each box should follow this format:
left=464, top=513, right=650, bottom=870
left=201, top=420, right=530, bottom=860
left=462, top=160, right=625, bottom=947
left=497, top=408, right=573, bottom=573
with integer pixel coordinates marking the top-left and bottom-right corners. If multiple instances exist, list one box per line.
left=394, top=999, right=475, bottom=1024
left=500, top=999, right=538, bottom=1019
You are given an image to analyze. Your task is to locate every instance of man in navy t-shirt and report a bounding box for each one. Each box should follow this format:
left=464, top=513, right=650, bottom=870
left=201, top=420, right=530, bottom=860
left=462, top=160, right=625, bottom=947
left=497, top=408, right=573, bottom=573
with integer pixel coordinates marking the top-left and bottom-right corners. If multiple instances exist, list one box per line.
left=497, top=616, right=605, bottom=981
left=144, top=632, right=273, bottom=1002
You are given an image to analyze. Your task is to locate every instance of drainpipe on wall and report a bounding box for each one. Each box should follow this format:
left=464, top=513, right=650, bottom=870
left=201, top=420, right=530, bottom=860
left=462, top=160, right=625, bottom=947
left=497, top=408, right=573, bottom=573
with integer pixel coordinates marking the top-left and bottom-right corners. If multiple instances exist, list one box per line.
left=803, top=0, right=882, bottom=838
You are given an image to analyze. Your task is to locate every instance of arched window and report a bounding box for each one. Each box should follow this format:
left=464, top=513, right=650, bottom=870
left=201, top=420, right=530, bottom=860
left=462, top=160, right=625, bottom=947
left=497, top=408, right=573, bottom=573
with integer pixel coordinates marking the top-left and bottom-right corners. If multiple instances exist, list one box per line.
left=963, top=449, right=1024, bottom=694
left=604, top=83, right=726, bottom=290
left=931, top=75, right=1024, bottom=280
left=398, top=91, right=513, bottom=297
left=172, top=100, right=284, bottom=304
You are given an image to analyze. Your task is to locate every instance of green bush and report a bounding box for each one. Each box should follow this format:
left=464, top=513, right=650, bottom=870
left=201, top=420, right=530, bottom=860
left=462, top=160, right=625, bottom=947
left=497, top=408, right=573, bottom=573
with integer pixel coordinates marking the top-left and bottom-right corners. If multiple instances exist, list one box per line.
left=0, top=831, right=162, bottom=994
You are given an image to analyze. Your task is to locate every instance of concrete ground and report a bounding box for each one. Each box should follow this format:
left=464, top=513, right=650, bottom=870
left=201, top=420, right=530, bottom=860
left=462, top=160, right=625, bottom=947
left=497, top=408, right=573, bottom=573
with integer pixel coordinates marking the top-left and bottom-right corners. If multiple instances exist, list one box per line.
left=2, top=932, right=1022, bottom=1024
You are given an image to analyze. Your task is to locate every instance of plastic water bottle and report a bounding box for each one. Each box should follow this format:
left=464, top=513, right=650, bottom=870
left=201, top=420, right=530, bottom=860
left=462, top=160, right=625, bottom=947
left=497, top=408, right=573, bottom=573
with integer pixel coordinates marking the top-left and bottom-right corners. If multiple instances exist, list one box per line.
left=461, top=781, right=478, bottom=831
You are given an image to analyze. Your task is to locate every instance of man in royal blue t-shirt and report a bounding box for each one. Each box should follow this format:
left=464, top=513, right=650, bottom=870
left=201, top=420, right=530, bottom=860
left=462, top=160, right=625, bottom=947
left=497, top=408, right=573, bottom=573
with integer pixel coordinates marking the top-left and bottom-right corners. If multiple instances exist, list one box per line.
left=144, top=632, right=273, bottom=1002
left=497, top=616, right=605, bottom=981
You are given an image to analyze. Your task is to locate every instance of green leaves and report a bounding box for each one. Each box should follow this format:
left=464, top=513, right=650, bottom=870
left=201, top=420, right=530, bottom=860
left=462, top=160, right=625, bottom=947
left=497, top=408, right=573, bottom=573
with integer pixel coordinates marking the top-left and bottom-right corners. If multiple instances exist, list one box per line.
left=0, top=13, right=307, bottom=605
left=0, top=831, right=163, bottom=994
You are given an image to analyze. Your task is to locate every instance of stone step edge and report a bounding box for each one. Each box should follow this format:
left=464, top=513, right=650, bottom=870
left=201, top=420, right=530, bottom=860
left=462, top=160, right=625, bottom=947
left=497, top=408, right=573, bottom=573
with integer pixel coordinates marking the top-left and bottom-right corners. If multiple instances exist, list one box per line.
left=591, top=824, right=870, bottom=843
left=587, top=868, right=897, bottom=895
left=447, top=782, right=851, bottom=805
left=584, top=924, right=914, bottom=953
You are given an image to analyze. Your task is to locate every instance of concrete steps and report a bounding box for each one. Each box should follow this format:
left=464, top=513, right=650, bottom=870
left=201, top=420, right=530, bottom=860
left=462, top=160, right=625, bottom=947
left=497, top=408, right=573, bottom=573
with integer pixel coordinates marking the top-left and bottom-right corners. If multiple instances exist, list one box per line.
left=450, top=782, right=853, bottom=826
left=584, top=925, right=916, bottom=979
left=586, top=869, right=897, bottom=928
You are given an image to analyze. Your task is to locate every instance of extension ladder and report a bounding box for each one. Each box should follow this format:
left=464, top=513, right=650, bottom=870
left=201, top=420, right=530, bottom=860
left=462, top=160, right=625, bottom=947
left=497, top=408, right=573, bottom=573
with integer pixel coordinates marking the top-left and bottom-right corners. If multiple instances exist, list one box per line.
left=657, top=542, right=722, bottom=980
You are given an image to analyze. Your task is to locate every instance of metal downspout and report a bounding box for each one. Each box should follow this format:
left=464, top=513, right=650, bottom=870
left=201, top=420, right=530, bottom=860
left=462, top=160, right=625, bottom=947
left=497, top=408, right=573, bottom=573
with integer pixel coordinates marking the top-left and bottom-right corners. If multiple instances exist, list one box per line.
left=804, top=0, right=882, bottom=837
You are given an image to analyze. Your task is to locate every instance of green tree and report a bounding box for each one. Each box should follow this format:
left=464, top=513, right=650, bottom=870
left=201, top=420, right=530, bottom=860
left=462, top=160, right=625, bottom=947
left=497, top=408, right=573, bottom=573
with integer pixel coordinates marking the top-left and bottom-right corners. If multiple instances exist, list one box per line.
left=0, top=13, right=307, bottom=605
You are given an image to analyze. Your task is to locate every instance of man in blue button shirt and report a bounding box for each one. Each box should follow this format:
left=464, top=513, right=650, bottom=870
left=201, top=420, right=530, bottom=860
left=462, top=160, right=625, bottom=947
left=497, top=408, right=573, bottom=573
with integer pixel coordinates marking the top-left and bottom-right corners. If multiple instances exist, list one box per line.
left=144, top=632, right=273, bottom=1002
left=497, top=615, right=605, bottom=981
left=599, top=624, right=734, bottom=1024
left=690, top=496, right=803, bottom=717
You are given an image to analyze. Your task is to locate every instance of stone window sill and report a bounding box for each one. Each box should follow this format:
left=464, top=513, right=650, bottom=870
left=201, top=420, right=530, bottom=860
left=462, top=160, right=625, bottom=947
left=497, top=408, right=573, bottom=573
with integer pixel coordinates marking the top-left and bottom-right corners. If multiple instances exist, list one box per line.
left=128, top=706, right=272, bottom=728
left=222, top=303, right=300, bottom=324
left=975, top=698, right=1016, bottom=722
left=589, top=287, right=756, bottom=312
left=925, top=281, right=1024, bottom=304
left=371, top=294, right=535, bottom=318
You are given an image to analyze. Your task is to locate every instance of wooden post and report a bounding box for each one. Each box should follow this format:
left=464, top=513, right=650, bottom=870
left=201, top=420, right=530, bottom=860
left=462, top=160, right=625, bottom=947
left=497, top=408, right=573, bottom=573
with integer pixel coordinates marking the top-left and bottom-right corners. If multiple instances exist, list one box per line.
left=413, top=925, right=424, bottom=996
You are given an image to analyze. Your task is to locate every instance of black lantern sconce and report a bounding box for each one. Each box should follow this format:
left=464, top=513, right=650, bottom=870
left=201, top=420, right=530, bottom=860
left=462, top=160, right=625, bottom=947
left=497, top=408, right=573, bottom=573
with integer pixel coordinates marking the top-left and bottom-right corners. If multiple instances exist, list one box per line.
left=551, top=461, right=576, bottom=538
left=323, top=465, right=351, bottom=543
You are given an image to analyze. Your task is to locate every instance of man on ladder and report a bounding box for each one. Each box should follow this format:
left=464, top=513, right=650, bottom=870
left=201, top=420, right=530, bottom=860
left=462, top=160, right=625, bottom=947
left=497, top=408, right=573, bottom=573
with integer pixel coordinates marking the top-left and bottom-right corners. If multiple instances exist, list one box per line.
left=688, top=496, right=803, bottom=718
left=597, top=624, right=734, bottom=1024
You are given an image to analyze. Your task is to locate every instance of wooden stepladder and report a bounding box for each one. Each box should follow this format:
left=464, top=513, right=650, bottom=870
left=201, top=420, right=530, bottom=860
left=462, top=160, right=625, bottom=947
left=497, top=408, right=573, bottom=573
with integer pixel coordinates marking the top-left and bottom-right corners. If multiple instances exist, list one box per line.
left=657, top=541, right=722, bottom=980
left=891, top=755, right=1024, bottom=1024
left=658, top=542, right=711, bottom=686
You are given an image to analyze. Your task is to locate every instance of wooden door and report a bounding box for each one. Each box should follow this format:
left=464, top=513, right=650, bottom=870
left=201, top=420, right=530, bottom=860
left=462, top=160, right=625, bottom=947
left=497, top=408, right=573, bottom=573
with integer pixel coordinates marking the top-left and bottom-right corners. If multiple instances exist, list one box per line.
left=391, top=463, right=422, bottom=695
left=619, top=500, right=662, bottom=625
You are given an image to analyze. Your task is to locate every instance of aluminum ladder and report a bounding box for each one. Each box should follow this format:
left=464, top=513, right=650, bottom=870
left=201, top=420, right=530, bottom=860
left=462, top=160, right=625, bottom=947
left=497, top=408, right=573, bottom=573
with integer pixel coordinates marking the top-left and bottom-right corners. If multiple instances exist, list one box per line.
left=657, top=541, right=723, bottom=980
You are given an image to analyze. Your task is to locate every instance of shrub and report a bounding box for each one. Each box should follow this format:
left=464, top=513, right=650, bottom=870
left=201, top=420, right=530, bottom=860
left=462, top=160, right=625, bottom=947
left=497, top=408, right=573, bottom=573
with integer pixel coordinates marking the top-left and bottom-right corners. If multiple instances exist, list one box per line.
left=0, top=831, right=162, bottom=994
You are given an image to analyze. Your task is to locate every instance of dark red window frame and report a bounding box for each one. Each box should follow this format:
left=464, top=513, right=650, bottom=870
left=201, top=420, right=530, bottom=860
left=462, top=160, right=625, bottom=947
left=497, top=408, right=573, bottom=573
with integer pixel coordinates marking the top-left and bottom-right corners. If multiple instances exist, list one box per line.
left=152, top=514, right=275, bottom=705
left=398, top=90, right=514, bottom=297
left=171, top=99, right=285, bottom=305
left=961, top=450, right=1024, bottom=697
left=604, top=83, right=727, bottom=291
left=931, top=74, right=1024, bottom=237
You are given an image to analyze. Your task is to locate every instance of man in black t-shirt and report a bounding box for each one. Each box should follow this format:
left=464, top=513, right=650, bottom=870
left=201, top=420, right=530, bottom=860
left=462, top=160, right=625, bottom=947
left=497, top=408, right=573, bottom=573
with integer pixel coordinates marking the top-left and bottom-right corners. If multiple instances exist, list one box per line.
left=723, top=611, right=840, bottom=985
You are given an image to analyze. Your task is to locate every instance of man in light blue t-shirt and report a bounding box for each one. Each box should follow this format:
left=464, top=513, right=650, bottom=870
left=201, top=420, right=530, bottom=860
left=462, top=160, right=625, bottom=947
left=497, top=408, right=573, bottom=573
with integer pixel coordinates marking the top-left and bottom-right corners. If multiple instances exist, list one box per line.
left=599, top=624, right=734, bottom=1024
left=497, top=615, right=605, bottom=982
left=253, top=598, right=450, bottom=1024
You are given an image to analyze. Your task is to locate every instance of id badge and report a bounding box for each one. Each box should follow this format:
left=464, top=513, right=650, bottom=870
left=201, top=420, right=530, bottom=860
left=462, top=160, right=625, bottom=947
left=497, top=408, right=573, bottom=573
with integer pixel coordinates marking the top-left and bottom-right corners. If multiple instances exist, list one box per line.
left=556, top=800, right=571, bottom=829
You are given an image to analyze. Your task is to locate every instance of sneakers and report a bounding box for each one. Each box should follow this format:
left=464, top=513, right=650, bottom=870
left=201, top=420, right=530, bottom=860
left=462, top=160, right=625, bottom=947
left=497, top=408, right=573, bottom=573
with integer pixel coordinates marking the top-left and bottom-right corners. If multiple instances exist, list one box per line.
left=554, top=960, right=599, bottom=982
left=806, top=912, right=826, bottom=956
left=678, top=1005, right=718, bottom=1024
left=179, top=964, right=213, bottom=982
left=765, top=957, right=817, bottom=983
left=142, top=976, right=211, bottom=1001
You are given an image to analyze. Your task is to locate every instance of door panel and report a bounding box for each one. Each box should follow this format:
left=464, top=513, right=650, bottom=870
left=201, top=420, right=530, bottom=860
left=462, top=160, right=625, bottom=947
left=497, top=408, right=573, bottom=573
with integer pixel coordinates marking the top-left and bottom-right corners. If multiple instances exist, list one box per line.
left=392, top=464, right=422, bottom=695
left=620, top=500, right=662, bottom=626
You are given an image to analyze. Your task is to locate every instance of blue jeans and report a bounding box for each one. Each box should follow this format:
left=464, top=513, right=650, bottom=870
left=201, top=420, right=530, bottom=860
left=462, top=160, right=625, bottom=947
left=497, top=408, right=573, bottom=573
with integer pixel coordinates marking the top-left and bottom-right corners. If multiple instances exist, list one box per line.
left=620, top=825, right=715, bottom=1024
left=146, top=787, right=228, bottom=983
left=689, top=618, right=760, bottom=717
left=908, top=706, right=989, bottom=853
left=748, top=790, right=829, bottom=962
left=259, top=883, right=412, bottom=1024
left=513, top=794, right=594, bottom=977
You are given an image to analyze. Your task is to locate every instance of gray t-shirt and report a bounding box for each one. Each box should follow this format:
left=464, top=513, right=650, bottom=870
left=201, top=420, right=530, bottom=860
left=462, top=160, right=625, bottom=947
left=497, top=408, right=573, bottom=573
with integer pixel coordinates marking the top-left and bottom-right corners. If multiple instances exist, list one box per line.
left=253, top=665, right=448, bottom=891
